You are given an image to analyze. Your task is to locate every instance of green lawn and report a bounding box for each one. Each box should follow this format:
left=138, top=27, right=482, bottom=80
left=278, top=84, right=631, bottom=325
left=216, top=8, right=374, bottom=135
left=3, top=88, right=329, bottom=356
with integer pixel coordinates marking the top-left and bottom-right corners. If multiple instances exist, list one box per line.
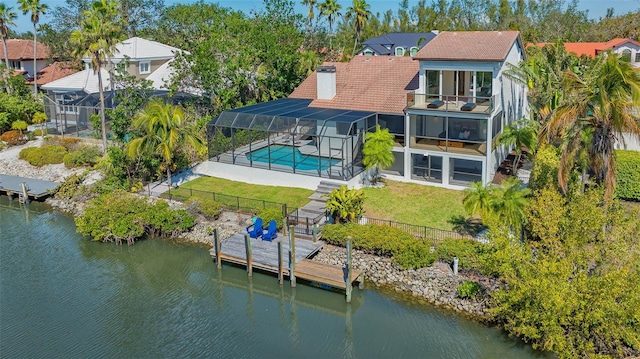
left=362, top=180, right=466, bottom=230
left=172, top=176, right=314, bottom=209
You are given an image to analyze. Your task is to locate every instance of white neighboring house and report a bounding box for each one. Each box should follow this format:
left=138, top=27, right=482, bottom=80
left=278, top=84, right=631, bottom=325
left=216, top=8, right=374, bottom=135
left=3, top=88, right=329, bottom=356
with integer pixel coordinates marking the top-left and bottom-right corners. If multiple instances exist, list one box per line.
left=41, top=37, right=183, bottom=134
left=405, top=31, right=528, bottom=188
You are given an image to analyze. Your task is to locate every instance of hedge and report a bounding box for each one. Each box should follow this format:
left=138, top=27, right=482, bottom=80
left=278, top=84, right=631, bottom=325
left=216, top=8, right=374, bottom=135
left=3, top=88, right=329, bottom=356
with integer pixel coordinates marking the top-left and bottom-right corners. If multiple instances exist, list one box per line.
left=19, top=145, right=67, bottom=166
left=615, top=150, right=640, bottom=201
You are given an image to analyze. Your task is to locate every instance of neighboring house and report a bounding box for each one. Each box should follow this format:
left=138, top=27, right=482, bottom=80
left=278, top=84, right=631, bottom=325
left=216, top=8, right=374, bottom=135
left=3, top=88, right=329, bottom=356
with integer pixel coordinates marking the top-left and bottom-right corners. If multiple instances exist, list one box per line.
left=204, top=31, right=528, bottom=190
left=406, top=31, right=527, bottom=188
left=357, top=32, right=438, bottom=57
left=26, top=61, right=79, bottom=88
left=0, top=39, right=51, bottom=82
left=534, top=38, right=640, bottom=68
left=41, top=37, right=183, bottom=134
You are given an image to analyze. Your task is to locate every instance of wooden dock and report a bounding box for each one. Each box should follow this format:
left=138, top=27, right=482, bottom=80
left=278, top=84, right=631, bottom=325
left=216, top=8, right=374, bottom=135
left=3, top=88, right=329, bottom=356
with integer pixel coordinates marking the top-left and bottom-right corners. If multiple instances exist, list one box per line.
left=210, top=229, right=364, bottom=302
left=0, top=174, right=59, bottom=203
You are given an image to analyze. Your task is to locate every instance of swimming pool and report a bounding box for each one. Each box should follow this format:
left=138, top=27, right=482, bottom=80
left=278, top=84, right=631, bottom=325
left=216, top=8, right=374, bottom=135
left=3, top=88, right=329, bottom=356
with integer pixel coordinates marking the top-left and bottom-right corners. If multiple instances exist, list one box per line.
left=246, top=145, right=340, bottom=171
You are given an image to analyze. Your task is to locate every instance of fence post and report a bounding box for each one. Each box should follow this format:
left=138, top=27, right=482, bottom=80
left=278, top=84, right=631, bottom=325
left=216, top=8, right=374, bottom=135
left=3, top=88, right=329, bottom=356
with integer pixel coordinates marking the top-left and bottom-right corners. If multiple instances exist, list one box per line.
left=289, top=226, right=296, bottom=288
left=305, top=217, right=310, bottom=234
left=312, top=222, right=318, bottom=242
left=237, top=196, right=240, bottom=211
left=283, top=217, right=288, bottom=236
left=346, top=236, right=353, bottom=303
left=214, top=228, right=221, bottom=269
left=190, top=188, right=193, bottom=197
left=282, top=203, right=288, bottom=217
left=263, top=200, right=265, bottom=209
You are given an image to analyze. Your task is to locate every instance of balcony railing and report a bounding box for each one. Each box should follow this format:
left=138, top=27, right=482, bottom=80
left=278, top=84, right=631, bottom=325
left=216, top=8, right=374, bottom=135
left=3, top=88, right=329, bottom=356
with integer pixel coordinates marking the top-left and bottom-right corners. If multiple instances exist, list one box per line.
left=407, top=92, right=495, bottom=114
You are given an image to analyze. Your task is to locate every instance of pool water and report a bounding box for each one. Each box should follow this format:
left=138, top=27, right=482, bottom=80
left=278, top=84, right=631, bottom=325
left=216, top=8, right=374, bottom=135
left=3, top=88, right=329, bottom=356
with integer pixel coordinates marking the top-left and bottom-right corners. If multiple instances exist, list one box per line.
left=247, top=145, right=340, bottom=171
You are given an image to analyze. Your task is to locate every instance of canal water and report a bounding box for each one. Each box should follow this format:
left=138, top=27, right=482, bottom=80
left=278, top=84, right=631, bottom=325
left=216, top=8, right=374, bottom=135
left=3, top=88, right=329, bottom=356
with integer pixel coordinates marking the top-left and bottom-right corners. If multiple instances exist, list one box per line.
left=0, top=197, right=548, bottom=358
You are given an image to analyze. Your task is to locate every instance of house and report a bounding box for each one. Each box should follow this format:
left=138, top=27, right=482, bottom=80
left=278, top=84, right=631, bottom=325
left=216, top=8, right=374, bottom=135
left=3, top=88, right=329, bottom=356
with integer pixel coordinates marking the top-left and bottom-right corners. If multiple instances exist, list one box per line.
left=40, top=37, right=183, bottom=134
left=406, top=31, right=527, bottom=188
left=357, top=32, right=438, bottom=57
left=203, top=32, right=528, bottom=190
left=533, top=38, right=640, bottom=68
left=0, top=39, right=52, bottom=83
left=26, top=62, right=79, bottom=88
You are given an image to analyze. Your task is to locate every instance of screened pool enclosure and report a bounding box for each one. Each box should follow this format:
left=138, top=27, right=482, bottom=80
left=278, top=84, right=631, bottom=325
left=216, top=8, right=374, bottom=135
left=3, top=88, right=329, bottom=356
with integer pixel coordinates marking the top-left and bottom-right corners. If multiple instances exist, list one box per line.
left=206, top=99, right=377, bottom=180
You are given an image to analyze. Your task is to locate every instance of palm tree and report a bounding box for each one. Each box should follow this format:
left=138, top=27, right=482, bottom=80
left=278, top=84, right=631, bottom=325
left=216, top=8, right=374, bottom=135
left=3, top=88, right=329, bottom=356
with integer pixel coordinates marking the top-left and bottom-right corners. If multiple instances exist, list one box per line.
left=17, top=0, right=48, bottom=97
left=346, top=0, right=371, bottom=56
left=362, top=125, right=395, bottom=185
left=462, top=181, right=493, bottom=219
left=297, top=49, right=320, bottom=77
left=545, top=52, right=640, bottom=200
left=0, top=3, right=17, bottom=90
left=126, top=99, right=205, bottom=188
left=491, top=177, right=531, bottom=232
left=71, top=0, right=124, bottom=153
left=318, top=0, right=342, bottom=50
left=493, top=119, right=538, bottom=175
left=301, top=0, right=316, bottom=30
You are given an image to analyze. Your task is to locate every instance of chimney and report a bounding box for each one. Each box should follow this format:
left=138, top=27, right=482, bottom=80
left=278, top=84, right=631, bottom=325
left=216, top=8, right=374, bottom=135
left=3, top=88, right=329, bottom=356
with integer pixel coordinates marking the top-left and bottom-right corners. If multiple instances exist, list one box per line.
left=316, top=65, right=336, bottom=100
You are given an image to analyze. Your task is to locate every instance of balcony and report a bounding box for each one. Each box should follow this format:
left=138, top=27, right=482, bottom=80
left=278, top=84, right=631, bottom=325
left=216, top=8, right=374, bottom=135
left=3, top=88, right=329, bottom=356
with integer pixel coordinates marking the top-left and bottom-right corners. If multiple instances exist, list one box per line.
left=407, top=92, right=495, bottom=114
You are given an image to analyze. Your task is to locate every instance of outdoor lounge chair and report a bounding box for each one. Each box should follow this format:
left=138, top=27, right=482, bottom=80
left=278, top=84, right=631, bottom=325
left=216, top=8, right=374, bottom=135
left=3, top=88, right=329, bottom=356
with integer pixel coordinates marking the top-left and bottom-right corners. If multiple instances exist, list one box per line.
left=261, top=220, right=278, bottom=242
left=246, top=218, right=264, bottom=239
left=427, top=100, right=444, bottom=109
left=461, top=102, right=477, bottom=111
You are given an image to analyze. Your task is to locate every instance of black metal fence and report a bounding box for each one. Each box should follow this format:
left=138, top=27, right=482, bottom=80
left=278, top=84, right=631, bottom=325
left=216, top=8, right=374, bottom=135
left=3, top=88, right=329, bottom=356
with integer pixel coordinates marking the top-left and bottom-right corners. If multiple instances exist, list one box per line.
left=359, top=217, right=473, bottom=242
left=164, top=186, right=299, bottom=217
left=286, top=210, right=326, bottom=238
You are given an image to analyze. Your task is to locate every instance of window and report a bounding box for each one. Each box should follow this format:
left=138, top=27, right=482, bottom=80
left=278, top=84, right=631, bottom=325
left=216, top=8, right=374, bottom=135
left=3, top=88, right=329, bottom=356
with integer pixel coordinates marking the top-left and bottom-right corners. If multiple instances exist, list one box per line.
left=395, top=47, right=405, bottom=56
left=636, top=52, right=640, bottom=63
left=409, top=46, right=419, bottom=56
left=450, top=158, right=482, bottom=186
left=412, top=154, right=442, bottom=183
left=139, top=61, right=151, bottom=74
left=10, top=60, right=20, bottom=69
left=54, top=95, right=78, bottom=115
left=363, top=49, right=373, bottom=56
left=425, top=70, right=440, bottom=95
left=621, top=49, right=632, bottom=62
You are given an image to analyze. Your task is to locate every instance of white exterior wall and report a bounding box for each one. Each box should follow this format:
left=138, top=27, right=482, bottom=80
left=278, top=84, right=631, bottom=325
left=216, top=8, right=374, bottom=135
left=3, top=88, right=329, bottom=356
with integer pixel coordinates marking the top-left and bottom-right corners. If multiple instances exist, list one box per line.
left=20, top=59, right=48, bottom=76
left=612, top=42, right=640, bottom=68
left=616, top=132, right=640, bottom=151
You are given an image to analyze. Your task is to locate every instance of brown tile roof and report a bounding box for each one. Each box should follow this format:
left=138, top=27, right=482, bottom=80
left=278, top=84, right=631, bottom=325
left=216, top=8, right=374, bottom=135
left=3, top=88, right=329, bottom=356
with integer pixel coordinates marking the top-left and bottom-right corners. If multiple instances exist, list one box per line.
left=532, top=38, right=640, bottom=57
left=289, top=56, right=419, bottom=114
left=26, top=61, right=79, bottom=86
left=413, top=31, right=521, bottom=61
left=0, top=39, right=51, bottom=60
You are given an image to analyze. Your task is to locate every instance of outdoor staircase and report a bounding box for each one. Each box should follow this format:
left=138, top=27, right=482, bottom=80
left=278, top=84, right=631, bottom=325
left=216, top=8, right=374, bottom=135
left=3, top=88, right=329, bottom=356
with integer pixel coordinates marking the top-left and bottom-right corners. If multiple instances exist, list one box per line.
left=288, top=181, right=343, bottom=241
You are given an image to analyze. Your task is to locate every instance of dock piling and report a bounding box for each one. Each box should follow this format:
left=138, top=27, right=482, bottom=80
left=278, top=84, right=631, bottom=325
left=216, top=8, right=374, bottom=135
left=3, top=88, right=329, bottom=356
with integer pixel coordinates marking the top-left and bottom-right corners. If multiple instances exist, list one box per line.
left=245, top=234, right=253, bottom=277
left=289, top=225, right=296, bottom=288
left=214, top=228, right=221, bottom=269
left=346, top=236, right=353, bottom=303
left=278, top=241, right=284, bottom=285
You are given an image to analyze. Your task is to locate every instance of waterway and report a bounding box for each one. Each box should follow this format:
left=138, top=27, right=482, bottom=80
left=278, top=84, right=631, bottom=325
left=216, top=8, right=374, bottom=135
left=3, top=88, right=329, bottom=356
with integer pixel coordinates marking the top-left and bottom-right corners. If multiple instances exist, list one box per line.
left=0, top=197, right=548, bottom=358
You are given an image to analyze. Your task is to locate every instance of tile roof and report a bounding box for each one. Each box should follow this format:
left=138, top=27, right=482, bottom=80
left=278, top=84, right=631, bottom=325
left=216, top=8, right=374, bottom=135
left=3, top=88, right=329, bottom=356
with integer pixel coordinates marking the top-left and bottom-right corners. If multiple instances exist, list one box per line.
left=289, top=56, right=419, bottom=114
left=532, top=38, right=640, bottom=57
left=26, top=62, right=79, bottom=86
left=0, top=39, right=51, bottom=60
left=413, top=31, right=521, bottom=61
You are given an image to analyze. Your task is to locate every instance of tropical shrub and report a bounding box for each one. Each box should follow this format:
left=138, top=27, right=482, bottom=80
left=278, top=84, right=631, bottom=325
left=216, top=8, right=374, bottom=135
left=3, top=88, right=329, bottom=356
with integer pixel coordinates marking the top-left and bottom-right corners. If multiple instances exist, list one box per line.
left=530, top=144, right=560, bottom=190
left=19, top=145, right=68, bottom=166
left=258, top=207, right=285, bottom=229
left=393, top=240, right=438, bottom=269
left=435, top=238, right=485, bottom=270
left=63, top=146, right=102, bottom=168
left=362, top=125, right=395, bottom=184
left=11, top=120, right=28, bottom=134
left=32, top=128, right=47, bottom=137
left=615, top=150, right=640, bottom=201
left=76, top=191, right=196, bottom=244
left=45, top=136, right=82, bottom=151
left=54, top=173, right=87, bottom=199
left=325, top=186, right=365, bottom=223
left=184, top=197, right=223, bottom=220
left=457, top=281, right=482, bottom=299
left=0, top=130, right=27, bottom=146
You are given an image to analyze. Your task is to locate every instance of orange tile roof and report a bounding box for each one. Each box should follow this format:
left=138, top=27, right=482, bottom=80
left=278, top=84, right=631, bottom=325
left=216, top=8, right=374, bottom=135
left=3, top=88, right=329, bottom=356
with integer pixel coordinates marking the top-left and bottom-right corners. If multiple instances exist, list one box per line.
left=532, top=38, right=640, bottom=57
left=289, top=56, right=419, bottom=114
left=0, top=39, right=51, bottom=60
left=413, top=31, right=521, bottom=61
left=26, top=61, right=79, bottom=86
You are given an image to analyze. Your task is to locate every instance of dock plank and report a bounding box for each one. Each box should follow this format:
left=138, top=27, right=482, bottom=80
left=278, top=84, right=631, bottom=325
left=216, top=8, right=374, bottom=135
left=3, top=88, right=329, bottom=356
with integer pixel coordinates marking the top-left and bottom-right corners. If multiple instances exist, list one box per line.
left=0, top=174, right=59, bottom=198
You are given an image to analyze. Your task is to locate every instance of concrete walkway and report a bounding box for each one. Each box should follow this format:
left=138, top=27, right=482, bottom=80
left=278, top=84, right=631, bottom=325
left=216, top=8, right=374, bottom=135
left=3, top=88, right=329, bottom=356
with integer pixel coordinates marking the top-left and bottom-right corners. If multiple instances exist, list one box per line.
left=147, top=169, right=202, bottom=197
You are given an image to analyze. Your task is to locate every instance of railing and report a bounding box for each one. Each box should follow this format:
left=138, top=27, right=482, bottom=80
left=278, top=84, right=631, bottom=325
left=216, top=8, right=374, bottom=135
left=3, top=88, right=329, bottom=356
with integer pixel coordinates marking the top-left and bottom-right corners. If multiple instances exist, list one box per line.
left=359, top=216, right=474, bottom=244
left=407, top=92, right=494, bottom=114
left=165, top=186, right=298, bottom=216
left=286, top=211, right=326, bottom=239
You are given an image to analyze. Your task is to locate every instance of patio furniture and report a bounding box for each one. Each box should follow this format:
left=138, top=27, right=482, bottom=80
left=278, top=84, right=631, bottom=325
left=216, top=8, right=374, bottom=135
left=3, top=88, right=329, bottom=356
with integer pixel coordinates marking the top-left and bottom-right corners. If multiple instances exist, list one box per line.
left=427, top=100, right=444, bottom=109
left=261, top=220, right=278, bottom=241
left=461, top=102, right=477, bottom=111
left=246, top=218, right=264, bottom=239
left=439, top=140, right=464, bottom=148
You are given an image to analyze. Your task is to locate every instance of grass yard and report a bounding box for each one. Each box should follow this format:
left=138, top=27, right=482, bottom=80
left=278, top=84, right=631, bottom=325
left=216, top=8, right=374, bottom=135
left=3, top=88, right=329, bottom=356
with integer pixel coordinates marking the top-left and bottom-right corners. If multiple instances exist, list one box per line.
left=362, top=180, right=466, bottom=230
left=172, top=176, right=314, bottom=209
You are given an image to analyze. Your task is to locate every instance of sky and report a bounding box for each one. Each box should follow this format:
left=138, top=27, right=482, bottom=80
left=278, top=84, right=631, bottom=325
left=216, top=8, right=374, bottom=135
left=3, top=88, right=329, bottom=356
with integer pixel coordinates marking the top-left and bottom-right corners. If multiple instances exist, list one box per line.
left=10, top=0, right=640, bottom=34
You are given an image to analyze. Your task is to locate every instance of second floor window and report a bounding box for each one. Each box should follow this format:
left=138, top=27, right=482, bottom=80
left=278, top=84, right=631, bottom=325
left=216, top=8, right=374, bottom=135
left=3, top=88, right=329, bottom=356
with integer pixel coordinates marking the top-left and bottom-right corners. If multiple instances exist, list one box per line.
left=636, top=52, right=640, bottom=63
left=139, top=61, right=151, bottom=74
left=10, top=60, right=21, bottom=69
